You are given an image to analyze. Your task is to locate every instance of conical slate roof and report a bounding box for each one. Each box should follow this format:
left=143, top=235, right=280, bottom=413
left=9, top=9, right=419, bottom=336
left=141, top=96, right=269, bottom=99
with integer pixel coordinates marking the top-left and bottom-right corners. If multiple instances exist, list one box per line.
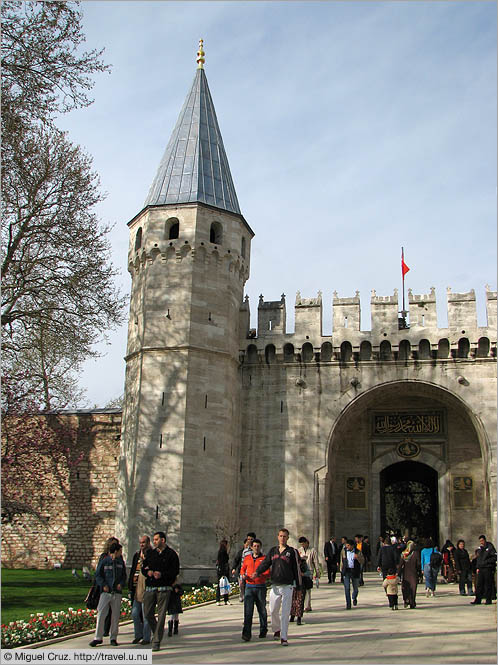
left=144, top=67, right=241, bottom=215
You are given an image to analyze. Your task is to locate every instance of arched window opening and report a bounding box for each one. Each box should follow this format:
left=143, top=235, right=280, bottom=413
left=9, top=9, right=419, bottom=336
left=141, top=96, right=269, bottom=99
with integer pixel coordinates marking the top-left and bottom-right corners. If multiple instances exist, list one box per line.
left=241, top=237, right=246, bottom=259
left=210, top=221, right=223, bottom=245
left=265, top=344, right=276, bottom=364
left=437, top=338, right=450, bottom=359
left=283, top=343, right=295, bottom=362
left=166, top=217, right=180, bottom=240
left=359, top=341, right=371, bottom=361
left=477, top=337, right=490, bottom=358
left=340, top=341, right=353, bottom=362
left=380, top=340, right=392, bottom=361
left=321, top=342, right=332, bottom=362
left=399, top=340, right=411, bottom=361
left=458, top=338, right=470, bottom=359
left=134, top=227, right=142, bottom=251
left=302, top=342, right=314, bottom=363
left=419, top=339, right=431, bottom=360
left=247, top=344, right=259, bottom=364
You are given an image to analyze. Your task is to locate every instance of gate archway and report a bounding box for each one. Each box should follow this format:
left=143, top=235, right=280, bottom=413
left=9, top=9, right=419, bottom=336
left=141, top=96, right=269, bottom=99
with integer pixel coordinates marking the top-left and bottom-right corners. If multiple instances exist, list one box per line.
left=380, top=461, right=438, bottom=542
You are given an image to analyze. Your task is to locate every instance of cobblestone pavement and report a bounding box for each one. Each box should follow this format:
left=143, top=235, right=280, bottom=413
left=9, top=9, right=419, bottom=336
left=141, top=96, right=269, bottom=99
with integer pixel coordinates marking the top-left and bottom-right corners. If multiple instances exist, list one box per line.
left=27, top=574, right=497, bottom=664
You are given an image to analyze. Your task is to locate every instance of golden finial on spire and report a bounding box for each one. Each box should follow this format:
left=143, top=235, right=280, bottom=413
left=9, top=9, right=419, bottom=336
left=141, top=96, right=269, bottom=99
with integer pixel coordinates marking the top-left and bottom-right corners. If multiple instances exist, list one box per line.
left=197, top=39, right=205, bottom=69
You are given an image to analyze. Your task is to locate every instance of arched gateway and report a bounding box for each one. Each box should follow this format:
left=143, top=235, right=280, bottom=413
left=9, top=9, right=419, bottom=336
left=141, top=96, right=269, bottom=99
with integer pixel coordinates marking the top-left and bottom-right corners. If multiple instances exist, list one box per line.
left=323, top=380, right=492, bottom=547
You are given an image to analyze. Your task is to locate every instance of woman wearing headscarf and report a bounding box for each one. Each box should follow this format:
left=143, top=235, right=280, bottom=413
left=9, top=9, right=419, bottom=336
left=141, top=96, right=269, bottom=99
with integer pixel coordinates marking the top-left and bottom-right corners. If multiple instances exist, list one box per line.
left=441, top=539, right=457, bottom=583
left=398, top=540, right=421, bottom=609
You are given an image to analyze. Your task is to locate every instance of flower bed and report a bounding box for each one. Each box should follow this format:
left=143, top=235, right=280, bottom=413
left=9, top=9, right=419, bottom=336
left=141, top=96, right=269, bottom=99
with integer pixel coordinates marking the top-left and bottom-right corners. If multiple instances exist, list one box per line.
left=1, top=584, right=235, bottom=648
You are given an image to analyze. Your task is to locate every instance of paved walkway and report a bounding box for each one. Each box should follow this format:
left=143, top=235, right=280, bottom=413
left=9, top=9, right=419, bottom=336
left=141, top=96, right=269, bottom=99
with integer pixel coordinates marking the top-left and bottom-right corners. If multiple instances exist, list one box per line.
left=29, top=574, right=497, bottom=663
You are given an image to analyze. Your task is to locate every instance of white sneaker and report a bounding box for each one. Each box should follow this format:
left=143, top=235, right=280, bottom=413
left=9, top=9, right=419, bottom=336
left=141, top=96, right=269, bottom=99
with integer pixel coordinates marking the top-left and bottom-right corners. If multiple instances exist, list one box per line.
left=226, top=600, right=231, bottom=605
left=217, top=602, right=221, bottom=606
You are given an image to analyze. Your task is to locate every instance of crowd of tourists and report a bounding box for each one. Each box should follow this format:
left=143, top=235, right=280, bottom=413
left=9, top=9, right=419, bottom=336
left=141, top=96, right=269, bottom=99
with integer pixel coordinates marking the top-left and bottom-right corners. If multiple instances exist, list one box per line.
left=87, top=529, right=496, bottom=650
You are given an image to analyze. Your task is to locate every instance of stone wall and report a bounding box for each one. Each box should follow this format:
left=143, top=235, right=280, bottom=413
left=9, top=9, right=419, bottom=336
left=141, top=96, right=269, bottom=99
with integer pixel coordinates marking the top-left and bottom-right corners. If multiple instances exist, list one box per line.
left=1, top=410, right=121, bottom=569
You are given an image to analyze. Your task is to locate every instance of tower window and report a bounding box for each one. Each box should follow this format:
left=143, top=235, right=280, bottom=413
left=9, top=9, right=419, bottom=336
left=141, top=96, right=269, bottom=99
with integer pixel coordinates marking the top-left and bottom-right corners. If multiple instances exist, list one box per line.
left=241, top=237, right=246, bottom=258
left=210, top=221, right=223, bottom=244
left=135, top=227, right=142, bottom=250
left=165, top=217, right=180, bottom=240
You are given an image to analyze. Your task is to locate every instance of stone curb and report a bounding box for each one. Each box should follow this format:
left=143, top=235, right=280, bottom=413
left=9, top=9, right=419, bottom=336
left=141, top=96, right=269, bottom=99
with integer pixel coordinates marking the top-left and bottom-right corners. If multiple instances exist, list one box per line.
left=12, top=596, right=234, bottom=650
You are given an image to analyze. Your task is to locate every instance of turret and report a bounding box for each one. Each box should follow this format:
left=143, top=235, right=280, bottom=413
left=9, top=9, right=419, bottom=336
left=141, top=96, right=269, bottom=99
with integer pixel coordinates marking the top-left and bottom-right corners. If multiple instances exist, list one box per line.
left=117, top=42, right=253, bottom=576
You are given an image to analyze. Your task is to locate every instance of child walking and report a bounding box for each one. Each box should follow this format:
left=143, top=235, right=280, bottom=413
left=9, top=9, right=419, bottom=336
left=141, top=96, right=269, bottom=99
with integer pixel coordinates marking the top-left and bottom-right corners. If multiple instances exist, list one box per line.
left=382, top=567, right=399, bottom=610
left=167, top=583, right=184, bottom=636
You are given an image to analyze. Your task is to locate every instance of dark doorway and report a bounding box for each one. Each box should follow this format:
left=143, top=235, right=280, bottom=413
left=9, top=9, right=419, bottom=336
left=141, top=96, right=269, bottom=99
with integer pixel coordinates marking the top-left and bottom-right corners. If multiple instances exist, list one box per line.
left=380, top=461, right=438, bottom=543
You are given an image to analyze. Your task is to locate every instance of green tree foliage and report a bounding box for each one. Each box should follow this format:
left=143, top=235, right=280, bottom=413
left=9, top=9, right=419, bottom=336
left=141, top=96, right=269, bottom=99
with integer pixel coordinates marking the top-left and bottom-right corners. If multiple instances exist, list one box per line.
left=1, top=1, right=126, bottom=408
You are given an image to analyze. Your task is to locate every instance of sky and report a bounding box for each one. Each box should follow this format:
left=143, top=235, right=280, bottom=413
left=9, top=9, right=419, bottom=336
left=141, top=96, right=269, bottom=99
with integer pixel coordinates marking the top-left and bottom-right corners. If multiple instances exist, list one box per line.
left=56, top=0, right=497, bottom=408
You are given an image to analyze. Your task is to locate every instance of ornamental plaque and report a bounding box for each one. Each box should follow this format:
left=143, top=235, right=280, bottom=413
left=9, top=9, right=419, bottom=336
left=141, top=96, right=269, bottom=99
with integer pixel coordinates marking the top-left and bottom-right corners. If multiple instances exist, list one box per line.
left=346, top=477, right=366, bottom=510
left=453, top=476, right=474, bottom=509
left=373, top=412, right=442, bottom=436
left=396, top=439, right=420, bottom=458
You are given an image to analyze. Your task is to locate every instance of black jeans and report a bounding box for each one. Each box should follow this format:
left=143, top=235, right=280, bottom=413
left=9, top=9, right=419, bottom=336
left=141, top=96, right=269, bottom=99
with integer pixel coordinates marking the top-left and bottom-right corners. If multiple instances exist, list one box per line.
left=326, top=560, right=337, bottom=582
left=242, top=585, right=267, bottom=638
left=475, top=568, right=494, bottom=603
left=458, top=569, right=473, bottom=595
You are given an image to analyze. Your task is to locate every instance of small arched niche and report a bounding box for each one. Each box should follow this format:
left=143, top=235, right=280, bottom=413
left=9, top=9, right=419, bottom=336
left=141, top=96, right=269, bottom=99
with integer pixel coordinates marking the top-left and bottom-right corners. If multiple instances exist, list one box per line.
left=340, top=341, right=353, bottom=362
left=283, top=343, right=295, bottom=362
left=166, top=217, right=180, bottom=240
left=265, top=344, right=276, bottom=364
left=458, top=338, right=470, bottom=358
left=246, top=344, right=259, bottom=364
left=321, top=342, right=333, bottom=362
left=134, top=227, right=142, bottom=251
left=302, top=342, right=314, bottom=363
left=399, top=339, right=411, bottom=361
left=477, top=337, right=490, bottom=358
left=360, top=341, right=372, bottom=361
left=210, top=221, right=223, bottom=245
left=437, top=338, right=450, bottom=359
left=380, top=340, right=392, bottom=360
left=418, top=339, right=431, bottom=360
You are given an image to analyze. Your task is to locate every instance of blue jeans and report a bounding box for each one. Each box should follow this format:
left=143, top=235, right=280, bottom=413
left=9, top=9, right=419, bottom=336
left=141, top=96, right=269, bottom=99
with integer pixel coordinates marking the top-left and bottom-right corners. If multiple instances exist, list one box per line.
left=132, top=598, right=151, bottom=642
left=242, top=585, right=267, bottom=638
left=343, top=572, right=359, bottom=608
left=423, top=564, right=438, bottom=591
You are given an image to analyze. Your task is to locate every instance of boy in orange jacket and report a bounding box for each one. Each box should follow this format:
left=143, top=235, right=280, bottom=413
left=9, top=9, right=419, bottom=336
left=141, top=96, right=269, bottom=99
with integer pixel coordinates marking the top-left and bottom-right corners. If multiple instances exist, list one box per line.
left=240, top=539, right=271, bottom=641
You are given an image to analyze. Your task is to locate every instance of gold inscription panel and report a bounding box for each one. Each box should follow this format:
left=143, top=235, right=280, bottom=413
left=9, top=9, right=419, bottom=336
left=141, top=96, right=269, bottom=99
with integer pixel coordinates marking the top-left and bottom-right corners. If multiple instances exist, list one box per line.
left=373, top=412, right=443, bottom=436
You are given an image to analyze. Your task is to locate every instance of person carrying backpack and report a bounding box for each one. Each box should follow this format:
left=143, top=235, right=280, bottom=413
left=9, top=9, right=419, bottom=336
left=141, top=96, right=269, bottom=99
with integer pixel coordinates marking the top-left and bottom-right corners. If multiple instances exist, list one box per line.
left=420, top=538, right=442, bottom=597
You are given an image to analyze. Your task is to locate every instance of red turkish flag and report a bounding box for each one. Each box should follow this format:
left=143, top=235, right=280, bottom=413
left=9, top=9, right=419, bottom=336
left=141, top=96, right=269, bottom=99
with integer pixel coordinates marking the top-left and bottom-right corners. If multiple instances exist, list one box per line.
left=401, top=251, right=410, bottom=277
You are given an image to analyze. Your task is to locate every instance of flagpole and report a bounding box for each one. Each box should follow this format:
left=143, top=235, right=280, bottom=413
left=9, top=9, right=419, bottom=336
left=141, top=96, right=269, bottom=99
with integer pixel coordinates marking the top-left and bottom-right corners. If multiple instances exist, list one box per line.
left=402, top=246, right=406, bottom=317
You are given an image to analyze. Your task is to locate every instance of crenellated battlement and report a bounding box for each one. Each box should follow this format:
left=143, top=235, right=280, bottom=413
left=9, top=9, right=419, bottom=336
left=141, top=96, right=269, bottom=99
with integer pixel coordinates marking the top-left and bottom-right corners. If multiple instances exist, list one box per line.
left=239, top=286, right=497, bottom=361
left=128, top=238, right=250, bottom=284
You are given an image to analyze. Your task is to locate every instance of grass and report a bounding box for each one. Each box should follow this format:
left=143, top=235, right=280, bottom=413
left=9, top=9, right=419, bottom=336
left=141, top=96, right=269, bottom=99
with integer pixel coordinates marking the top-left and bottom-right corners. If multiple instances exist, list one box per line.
left=1, top=569, right=204, bottom=625
left=1, top=569, right=94, bottom=624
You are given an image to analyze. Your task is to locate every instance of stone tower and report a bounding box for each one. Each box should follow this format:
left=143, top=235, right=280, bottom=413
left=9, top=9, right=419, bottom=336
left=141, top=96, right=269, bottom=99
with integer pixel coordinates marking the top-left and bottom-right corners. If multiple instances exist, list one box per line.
left=116, top=42, right=253, bottom=573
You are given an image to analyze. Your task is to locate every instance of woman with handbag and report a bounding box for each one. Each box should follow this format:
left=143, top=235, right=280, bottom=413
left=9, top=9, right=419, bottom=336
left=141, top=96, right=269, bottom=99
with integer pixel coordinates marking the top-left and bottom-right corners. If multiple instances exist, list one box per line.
left=290, top=556, right=312, bottom=625
left=298, top=537, right=320, bottom=611
left=215, top=540, right=231, bottom=605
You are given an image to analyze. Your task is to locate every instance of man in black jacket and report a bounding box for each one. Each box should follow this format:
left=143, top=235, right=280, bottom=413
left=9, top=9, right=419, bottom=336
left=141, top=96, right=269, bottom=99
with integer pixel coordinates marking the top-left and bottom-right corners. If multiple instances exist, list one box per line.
left=142, top=531, right=180, bottom=652
left=377, top=536, right=400, bottom=579
left=471, top=535, right=497, bottom=605
left=255, top=528, right=301, bottom=646
left=324, top=536, right=339, bottom=583
left=341, top=539, right=365, bottom=609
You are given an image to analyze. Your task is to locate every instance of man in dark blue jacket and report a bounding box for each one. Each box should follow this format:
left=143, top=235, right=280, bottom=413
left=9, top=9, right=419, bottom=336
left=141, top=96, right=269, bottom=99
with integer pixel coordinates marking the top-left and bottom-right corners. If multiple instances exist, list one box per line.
left=471, top=535, right=497, bottom=605
left=89, top=542, right=127, bottom=647
left=341, top=539, right=365, bottom=609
